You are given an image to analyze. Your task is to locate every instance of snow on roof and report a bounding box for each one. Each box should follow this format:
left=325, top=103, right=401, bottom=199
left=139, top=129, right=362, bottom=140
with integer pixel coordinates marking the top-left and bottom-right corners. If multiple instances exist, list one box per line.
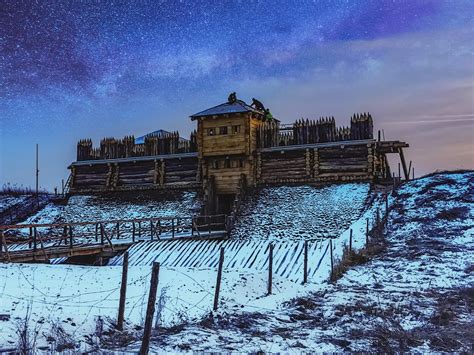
left=190, top=99, right=262, bottom=119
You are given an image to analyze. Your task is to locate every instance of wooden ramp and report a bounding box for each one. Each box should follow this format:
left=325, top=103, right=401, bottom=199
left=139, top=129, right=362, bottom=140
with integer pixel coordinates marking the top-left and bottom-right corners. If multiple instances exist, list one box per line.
left=109, top=238, right=332, bottom=284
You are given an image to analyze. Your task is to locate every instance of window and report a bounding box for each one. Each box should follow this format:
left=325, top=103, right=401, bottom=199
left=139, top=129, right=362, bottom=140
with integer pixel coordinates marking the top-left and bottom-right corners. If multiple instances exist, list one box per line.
left=219, top=126, right=228, bottom=135
left=239, top=159, right=245, bottom=168
left=224, top=158, right=231, bottom=168
left=212, top=160, right=219, bottom=169
left=207, top=128, right=215, bottom=136
left=231, top=125, right=241, bottom=134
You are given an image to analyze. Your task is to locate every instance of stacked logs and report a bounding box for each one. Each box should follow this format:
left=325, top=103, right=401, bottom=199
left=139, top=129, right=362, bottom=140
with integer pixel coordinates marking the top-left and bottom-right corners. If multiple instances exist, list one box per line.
left=256, top=114, right=375, bottom=148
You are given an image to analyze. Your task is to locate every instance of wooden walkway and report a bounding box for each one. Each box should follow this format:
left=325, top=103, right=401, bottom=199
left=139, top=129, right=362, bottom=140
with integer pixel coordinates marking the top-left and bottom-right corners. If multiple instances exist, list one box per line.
left=0, top=215, right=229, bottom=263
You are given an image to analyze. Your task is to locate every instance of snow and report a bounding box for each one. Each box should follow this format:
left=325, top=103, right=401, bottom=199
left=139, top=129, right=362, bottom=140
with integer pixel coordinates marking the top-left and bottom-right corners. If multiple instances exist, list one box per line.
left=21, top=191, right=202, bottom=225
left=232, top=183, right=370, bottom=240
left=1, top=172, right=472, bottom=352
left=0, top=195, right=30, bottom=213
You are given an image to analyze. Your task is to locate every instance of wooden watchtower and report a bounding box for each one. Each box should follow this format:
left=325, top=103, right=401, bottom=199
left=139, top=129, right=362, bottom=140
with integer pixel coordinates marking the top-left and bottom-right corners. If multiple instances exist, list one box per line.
left=191, top=96, right=268, bottom=213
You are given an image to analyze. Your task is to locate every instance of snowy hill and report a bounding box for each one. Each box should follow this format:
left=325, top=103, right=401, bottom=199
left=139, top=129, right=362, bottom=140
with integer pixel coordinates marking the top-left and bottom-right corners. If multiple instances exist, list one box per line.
left=0, top=171, right=471, bottom=352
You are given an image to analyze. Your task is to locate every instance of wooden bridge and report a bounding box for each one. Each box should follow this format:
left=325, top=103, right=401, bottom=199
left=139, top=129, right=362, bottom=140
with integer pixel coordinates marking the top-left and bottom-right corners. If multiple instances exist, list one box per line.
left=0, top=215, right=230, bottom=263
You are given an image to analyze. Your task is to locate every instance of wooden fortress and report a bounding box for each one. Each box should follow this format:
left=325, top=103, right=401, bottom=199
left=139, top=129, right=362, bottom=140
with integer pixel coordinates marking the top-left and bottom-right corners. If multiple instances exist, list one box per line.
left=68, top=95, right=409, bottom=213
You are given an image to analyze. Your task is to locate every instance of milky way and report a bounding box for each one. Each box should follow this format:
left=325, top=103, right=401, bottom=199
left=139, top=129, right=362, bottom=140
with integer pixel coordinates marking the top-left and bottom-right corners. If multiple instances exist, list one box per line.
left=1, top=1, right=473, bottom=189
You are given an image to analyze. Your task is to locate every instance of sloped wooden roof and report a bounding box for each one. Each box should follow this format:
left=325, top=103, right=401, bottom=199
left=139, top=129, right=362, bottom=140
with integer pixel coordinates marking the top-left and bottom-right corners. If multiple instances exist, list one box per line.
left=190, top=99, right=262, bottom=120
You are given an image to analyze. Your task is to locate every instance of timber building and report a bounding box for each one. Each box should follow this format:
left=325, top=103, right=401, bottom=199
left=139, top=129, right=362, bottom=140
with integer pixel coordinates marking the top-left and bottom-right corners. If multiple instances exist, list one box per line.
left=68, top=94, right=409, bottom=214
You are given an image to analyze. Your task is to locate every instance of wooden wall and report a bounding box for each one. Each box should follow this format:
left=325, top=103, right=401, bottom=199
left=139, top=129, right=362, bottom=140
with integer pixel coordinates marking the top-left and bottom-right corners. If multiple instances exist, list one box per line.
left=257, top=142, right=374, bottom=184
left=199, top=115, right=249, bottom=157
left=70, top=156, right=199, bottom=193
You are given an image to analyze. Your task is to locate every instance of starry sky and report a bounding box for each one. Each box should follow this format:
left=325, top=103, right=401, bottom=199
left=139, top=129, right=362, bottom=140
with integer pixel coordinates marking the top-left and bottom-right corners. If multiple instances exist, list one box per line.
left=1, top=0, right=473, bottom=190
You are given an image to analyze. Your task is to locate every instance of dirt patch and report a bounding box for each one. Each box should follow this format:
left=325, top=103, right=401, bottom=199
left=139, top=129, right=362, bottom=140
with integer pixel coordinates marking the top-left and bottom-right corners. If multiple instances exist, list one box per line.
left=436, top=207, right=469, bottom=220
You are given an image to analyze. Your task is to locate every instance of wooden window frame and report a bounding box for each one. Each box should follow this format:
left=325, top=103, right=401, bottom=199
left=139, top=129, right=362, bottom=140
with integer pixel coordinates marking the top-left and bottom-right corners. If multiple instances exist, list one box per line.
left=231, top=125, right=241, bottom=134
left=219, top=126, right=228, bottom=135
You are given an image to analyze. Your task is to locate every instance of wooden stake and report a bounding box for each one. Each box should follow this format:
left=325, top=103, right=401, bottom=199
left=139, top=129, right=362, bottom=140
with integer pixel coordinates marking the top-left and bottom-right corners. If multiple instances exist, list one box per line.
left=140, top=262, right=160, bottom=355
left=132, top=222, right=136, bottom=243
left=69, top=226, right=73, bottom=249
left=303, top=241, right=308, bottom=284
left=33, top=227, right=37, bottom=252
left=267, top=243, right=273, bottom=295
left=366, top=218, right=369, bottom=246
left=117, top=251, right=129, bottom=331
left=349, top=229, right=353, bottom=253
left=213, top=248, right=224, bottom=311
left=329, top=239, right=334, bottom=280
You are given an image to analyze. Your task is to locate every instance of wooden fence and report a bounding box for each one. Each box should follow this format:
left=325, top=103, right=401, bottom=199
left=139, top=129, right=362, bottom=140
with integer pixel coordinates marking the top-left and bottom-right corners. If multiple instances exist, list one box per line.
left=77, top=131, right=198, bottom=161
left=0, top=214, right=229, bottom=263
left=257, top=113, right=374, bottom=148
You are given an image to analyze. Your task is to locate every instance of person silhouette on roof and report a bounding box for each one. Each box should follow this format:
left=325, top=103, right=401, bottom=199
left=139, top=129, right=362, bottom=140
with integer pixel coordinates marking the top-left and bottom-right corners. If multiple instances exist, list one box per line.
left=264, top=108, right=274, bottom=121
left=228, top=92, right=237, bottom=103
left=251, top=98, right=265, bottom=111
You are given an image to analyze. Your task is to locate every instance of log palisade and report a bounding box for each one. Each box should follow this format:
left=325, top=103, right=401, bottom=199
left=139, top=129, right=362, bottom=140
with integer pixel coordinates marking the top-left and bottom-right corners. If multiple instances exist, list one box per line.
left=68, top=95, right=409, bottom=213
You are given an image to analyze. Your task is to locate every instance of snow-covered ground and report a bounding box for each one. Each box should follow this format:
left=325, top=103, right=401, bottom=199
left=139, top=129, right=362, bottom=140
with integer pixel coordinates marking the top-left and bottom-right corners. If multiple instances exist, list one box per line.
left=232, top=183, right=370, bottom=240
left=0, top=172, right=471, bottom=352
left=21, top=191, right=202, bottom=225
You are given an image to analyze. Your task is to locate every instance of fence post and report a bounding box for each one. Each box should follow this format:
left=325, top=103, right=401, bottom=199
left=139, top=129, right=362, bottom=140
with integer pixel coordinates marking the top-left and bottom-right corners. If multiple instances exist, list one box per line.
left=213, top=247, right=225, bottom=311
left=267, top=243, right=273, bottom=295
left=132, top=222, right=136, bottom=243
left=138, top=221, right=141, bottom=239
left=303, top=241, right=308, bottom=284
left=365, top=218, right=369, bottom=247
left=33, top=227, right=37, bottom=252
left=349, top=228, right=353, bottom=253
left=69, top=226, right=73, bottom=249
left=117, top=251, right=129, bottom=331
left=385, top=194, right=389, bottom=218
left=330, top=238, right=334, bottom=280
left=150, top=219, right=153, bottom=241
left=116, top=222, right=120, bottom=239
left=29, top=227, right=33, bottom=248
left=172, top=218, right=175, bottom=238
left=140, top=262, right=160, bottom=355
left=100, top=224, right=104, bottom=245
left=95, top=223, right=98, bottom=242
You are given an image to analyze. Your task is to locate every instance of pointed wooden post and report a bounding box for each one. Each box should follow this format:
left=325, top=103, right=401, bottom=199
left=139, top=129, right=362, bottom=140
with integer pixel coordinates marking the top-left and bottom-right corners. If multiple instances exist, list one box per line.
left=349, top=228, right=353, bottom=253
left=329, top=238, right=334, bottom=280
left=213, top=248, right=225, bottom=311
left=303, top=241, right=308, bottom=284
left=267, top=243, right=274, bottom=295
left=140, top=262, right=160, bottom=355
left=69, top=226, right=73, bottom=249
left=132, top=222, right=136, bottom=243
left=117, top=251, right=129, bottom=331
left=366, top=218, right=369, bottom=246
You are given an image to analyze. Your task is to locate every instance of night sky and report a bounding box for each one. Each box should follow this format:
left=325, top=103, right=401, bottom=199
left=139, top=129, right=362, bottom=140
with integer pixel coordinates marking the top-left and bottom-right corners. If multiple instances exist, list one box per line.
left=1, top=0, right=473, bottom=190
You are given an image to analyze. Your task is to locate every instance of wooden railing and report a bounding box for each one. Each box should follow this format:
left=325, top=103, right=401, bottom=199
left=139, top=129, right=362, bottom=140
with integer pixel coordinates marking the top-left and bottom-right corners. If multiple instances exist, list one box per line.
left=0, top=215, right=230, bottom=262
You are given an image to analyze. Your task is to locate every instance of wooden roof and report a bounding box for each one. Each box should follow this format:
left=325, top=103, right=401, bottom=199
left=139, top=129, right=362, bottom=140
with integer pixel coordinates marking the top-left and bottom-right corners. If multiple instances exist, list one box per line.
left=190, top=99, right=262, bottom=120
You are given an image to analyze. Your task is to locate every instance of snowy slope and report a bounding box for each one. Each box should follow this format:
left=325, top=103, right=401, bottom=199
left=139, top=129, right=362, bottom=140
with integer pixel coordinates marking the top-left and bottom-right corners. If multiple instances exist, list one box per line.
left=128, top=171, right=471, bottom=353
left=232, top=183, right=370, bottom=240
left=21, top=191, right=202, bottom=225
